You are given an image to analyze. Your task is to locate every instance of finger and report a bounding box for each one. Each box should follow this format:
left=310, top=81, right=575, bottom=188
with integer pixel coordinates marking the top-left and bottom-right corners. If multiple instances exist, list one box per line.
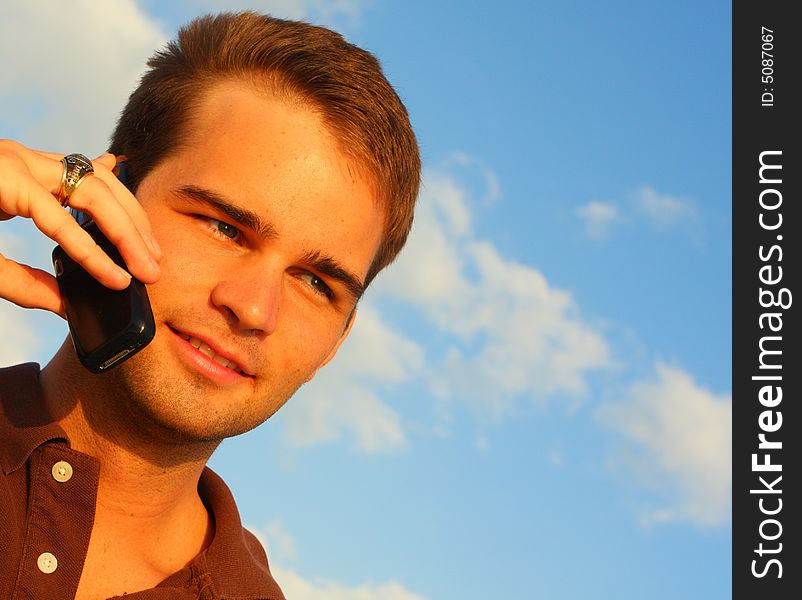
left=30, top=149, right=113, bottom=170
left=0, top=253, right=65, bottom=318
left=66, top=174, right=162, bottom=283
left=89, top=160, right=163, bottom=261
left=20, top=180, right=134, bottom=289
left=0, top=148, right=62, bottom=222
left=0, top=142, right=61, bottom=219
left=31, top=149, right=65, bottom=161
left=93, top=152, right=117, bottom=170
left=3, top=143, right=66, bottom=194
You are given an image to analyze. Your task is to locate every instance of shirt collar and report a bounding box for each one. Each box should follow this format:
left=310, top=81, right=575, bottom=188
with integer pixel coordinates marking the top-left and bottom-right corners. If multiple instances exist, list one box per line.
left=0, top=363, right=69, bottom=475
left=193, top=467, right=286, bottom=599
left=126, top=469, right=286, bottom=599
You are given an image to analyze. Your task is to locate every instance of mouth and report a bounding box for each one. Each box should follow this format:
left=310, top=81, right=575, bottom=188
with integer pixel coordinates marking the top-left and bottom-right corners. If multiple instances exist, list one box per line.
left=168, top=325, right=251, bottom=377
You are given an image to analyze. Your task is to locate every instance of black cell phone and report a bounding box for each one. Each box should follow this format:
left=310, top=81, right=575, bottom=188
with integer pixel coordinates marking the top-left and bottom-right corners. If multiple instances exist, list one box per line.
left=52, top=188, right=155, bottom=373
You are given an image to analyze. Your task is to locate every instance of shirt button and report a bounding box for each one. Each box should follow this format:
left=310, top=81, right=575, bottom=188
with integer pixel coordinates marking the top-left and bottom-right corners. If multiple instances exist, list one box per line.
left=51, top=461, right=73, bottom=483
left=37, top=552, right=58, bottom=574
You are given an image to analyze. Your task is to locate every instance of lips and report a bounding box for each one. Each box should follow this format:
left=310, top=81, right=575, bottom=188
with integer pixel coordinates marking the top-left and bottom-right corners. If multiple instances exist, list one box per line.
left=169, top=325, right=252, bottom=377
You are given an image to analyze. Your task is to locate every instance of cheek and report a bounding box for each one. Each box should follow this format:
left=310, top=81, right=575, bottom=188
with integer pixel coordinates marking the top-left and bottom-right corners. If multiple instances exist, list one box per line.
left=146, top=227, right=219, bottom=311
left=271, top=306, right=343, bottom=366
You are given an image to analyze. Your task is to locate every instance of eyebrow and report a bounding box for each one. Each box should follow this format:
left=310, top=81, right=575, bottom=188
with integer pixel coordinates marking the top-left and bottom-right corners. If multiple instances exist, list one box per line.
left=174, top=185, right=366, bottom=302
left=176, top=185, right=278, bottom=240
left=301, top=250, right=365, bottom=302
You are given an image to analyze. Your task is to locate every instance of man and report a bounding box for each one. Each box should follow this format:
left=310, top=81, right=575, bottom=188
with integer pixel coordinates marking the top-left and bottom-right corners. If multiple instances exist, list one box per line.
left=0, top=12, right=419, bottom=600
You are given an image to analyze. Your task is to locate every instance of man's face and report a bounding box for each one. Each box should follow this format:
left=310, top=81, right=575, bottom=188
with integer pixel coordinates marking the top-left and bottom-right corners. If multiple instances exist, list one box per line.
left=113, top=81, right=384, bottom=443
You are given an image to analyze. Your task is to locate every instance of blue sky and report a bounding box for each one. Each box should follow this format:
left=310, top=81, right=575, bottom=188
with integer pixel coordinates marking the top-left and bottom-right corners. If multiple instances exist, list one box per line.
left=0, top=1, right=731, bottom=598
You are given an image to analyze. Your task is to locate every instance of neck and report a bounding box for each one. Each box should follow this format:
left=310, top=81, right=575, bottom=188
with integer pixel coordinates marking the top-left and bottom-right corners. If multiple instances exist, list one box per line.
left=40, top=340, right=216, bottom=545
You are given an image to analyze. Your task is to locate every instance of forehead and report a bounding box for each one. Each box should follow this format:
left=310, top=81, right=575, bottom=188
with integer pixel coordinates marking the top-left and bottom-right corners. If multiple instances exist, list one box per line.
left=144, top=81, right=385, bottom=278
left=188, top=82, right=348, bottom=177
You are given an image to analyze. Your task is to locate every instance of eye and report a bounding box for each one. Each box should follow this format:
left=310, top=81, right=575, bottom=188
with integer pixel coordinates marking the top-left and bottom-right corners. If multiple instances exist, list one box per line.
left=297, top=272, right=333, bottom=299
left=208, top=218, right=242, bottom=242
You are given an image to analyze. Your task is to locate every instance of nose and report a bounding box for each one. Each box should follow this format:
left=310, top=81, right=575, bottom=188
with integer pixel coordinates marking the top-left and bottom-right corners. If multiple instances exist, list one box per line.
left=209, top=263, right=281, bottom=335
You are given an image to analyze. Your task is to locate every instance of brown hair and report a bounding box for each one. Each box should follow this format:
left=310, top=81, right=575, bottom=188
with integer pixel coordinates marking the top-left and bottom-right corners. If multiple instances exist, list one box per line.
left=109, top=11, right=420, bottom=286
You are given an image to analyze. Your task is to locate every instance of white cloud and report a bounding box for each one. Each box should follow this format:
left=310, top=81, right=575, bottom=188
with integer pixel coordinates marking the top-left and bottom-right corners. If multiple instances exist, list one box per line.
left=598, top=363, right=731, bottom=527
left=0, top=232, right=46, bottom=365
left=576, top=187, right=698, bottom=240
left=475, top=435, right=490, bottom=452
left=0, top=303, right=42, bottom=367
left=282, top=305, right=423, bottom=452
left=445, top=152, right=502, bottom=204
left=576, top=201, right=619, bottom=239
left=421, top=172, right=472, bottom=237
left=166, top=0, right=372, bottom=26
left=252, top=519, right=299, bottom=563
left=271, top=566, right=427, bottom=600
left=376, top=169, right=611, bottom=423
left=634, top=186, right=696, bottom=228
left=251, top=522, right=427, bottom=600
left=375, top=182, right=470, bottom=311
left=546, top=449, right=565, bottom=468
left=284, top=381, right=407, bottom=452
left=0, top=1, right=167, bottom=153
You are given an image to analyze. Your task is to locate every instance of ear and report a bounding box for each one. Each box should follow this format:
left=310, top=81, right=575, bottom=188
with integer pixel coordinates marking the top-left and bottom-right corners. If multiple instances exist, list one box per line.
left=304, top=308, right=357, bottom=383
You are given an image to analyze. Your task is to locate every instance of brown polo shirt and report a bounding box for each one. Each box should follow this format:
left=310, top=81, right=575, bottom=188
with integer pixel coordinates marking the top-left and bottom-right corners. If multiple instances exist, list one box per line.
left=0, top=363, right=285, bottom=600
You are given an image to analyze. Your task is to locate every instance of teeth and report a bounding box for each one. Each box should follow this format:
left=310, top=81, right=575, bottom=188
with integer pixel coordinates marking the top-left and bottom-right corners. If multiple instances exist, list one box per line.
left=211, top=354, right=233, bottom=369
left=191, top=337, right=215, bottom=358
left=180, top=333, right=243, bottom=374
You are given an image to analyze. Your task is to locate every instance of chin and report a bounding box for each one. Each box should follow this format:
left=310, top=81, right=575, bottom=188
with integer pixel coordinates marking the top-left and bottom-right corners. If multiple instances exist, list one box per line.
left=110, top=349, right=287, bottom=447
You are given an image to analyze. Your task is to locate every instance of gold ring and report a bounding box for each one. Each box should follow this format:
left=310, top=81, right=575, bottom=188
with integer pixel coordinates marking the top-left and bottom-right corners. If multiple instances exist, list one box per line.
left=56, top=153, right=94, bottom=207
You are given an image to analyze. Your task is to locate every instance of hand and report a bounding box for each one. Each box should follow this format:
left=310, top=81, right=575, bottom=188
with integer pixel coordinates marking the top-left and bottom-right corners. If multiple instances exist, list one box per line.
left=0, top=140, right=162, bottom=318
